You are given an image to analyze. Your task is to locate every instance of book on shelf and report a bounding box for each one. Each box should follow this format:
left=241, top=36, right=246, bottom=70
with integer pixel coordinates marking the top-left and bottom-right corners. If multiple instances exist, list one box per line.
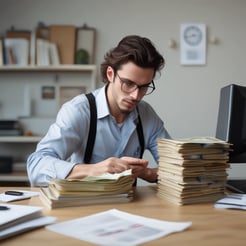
left=4, top=29, right=31, bottom=65
left=49, top=42, right=60, bottom=65
left=36, top=38, right=60, bottom=66
left=0, top=203, right=56, bottom=240
left=36, top=38, right=49, bottom=66
left=4, top=38, right=29, bottom=65
left=157, top=136, right=231, bottom=205
left=39, top=169, right=135, bottom=209
left=49, top=25, right=76, bottom=64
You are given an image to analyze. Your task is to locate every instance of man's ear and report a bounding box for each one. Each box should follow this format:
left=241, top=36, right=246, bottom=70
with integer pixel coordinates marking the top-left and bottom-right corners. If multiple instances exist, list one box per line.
left=106, top=66, right=115, bottom=83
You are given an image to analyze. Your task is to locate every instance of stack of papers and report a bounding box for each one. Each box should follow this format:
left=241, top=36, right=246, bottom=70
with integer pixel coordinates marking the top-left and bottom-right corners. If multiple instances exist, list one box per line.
left=0, top=203, right=55, bottom=240
left=157, top=137, right=231, bottom=205
left=40, top=169, right=135, bottom=209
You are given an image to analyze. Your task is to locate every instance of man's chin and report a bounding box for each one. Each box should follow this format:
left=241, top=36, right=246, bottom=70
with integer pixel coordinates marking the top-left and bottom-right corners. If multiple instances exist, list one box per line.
left=121, top=101, right=136, bottom=113
left=120, top=108, right=132, bottom=114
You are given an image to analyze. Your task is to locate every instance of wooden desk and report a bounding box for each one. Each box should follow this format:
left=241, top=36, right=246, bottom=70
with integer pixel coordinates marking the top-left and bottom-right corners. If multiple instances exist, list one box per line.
left=1, top=186, right=246, bottom=246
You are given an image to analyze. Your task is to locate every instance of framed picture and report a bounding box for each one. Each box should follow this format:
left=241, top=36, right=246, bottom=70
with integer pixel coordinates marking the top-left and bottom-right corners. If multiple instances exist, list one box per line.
left=76, top=25, right=96, bottom=64
left=42, top=86, right=55, bottom=99
left=58, top=85, right=87, bottom=108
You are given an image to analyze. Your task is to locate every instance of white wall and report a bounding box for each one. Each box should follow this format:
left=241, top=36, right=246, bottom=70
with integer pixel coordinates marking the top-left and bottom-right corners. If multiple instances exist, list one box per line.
left=1, top=0, right=246, bottom=138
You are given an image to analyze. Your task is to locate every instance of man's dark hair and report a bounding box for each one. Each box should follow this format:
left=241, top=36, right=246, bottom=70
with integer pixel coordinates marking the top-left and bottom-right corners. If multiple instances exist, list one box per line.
left=100, top=35, right=165, bottom=83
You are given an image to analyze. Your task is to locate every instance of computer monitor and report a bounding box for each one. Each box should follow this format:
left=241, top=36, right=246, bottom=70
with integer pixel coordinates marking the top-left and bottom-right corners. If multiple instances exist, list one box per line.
left=216, top=84, right=246, bottom=193
left=216, top=84, right=246, bottom=162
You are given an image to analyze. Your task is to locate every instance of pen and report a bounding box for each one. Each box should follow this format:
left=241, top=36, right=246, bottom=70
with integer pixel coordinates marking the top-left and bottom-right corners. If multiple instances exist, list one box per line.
left=5, top=191, right=24, bottom=196
left=0, top=205, right=10, bottom=210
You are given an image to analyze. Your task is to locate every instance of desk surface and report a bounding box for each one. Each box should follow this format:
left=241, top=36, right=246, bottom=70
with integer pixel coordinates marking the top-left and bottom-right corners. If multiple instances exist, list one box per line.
left=1, top=186, right=246, bottom=246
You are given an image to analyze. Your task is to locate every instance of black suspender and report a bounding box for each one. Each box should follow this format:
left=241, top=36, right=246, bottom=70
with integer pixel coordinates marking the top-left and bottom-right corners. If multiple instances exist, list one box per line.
left=84, top=92, right=145, bottom=163
left=136, top=108, right=145, bottom=158
left=84, top=93, right=97, bottom=164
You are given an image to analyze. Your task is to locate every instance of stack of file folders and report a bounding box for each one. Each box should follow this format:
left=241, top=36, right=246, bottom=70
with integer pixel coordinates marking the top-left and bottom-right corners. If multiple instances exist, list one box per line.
left=157, top=137, right=231, bottom=205
left=40, top=169, right=135, bottom=209
left=0, top=120, right=23, bottom=136
left=0, top=203, right=55, bottom=240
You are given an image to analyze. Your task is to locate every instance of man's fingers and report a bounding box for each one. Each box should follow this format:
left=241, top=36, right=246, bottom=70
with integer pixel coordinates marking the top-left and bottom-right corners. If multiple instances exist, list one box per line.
left=120, top=156, right=148, bottom=166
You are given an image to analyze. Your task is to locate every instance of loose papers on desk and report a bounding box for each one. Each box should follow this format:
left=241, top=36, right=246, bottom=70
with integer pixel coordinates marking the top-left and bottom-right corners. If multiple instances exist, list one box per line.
left=0, top=203, right=56, bottom=240
left=0, top=190, right=39, bottom=202
left=47, top=209, right=192, bottom=246
left=157, top=136, right=231, bottom=205
left=40, top=169, right=135, bottom=209
left=215, top=194, right=246, bottom=210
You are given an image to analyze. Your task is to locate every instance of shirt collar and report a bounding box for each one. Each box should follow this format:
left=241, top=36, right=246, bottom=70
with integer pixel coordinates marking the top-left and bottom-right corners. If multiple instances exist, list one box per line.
left=95, top=85, right=139, bottom=122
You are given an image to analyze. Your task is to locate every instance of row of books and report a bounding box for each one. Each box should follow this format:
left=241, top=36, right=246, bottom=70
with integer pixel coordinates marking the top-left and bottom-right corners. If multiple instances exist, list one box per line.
left=0, top=29, right=60, bottom=66
left=157, top=137, right=231, bottom=205
left=40, top=169, right=135, bottom=209
left=0, top=24, right=96, bottom=66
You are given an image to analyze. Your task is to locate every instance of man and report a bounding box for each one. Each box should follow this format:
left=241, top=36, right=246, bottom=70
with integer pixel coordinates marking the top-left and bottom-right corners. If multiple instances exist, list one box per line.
left=27, top=35, right=170, bottom=186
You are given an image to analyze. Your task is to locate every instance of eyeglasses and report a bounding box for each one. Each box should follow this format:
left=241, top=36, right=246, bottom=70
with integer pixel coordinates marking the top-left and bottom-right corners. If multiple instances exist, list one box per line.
left=116, top=73, right=155, bottom=95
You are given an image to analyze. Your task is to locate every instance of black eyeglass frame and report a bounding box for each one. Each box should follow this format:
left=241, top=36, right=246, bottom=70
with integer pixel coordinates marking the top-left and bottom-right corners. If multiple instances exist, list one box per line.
left=116, top=73, right=156, bottom=95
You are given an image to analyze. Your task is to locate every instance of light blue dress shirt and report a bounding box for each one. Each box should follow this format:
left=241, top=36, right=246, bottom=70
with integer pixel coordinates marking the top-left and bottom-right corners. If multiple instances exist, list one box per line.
left=27, top=86, right=170, bottom=186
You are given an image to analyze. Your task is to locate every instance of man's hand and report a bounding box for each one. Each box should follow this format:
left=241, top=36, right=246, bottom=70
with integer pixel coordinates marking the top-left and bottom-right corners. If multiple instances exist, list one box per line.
left=66, top=156, right=148, bottom=179
left=120, top=156, right=148, bottom=178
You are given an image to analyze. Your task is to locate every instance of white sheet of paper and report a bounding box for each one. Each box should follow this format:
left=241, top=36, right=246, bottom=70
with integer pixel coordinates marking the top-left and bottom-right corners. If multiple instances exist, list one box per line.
left=215, top=194, right=246, bottom=210
left=0, top=190, right=39, bottom=202
left=0, top=216, right=56, bottom=240
left=0, top=203, right=42, bottom=227
left=47, top=209, right=192, bottom=245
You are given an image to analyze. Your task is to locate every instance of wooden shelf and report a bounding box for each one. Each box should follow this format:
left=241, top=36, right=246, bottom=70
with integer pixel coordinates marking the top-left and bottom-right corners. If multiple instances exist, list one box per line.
left=0, top=172, right=29, bottom=182
left=0, top=136, right=42, bottom=143
left=0, top=64, right=97, bottom=73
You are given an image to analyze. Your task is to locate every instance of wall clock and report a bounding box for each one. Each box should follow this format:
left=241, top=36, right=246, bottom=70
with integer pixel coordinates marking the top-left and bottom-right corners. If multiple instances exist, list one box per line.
left=180, top=23, right=206, bottom=65
left=183, top=25, right=203, bottom=46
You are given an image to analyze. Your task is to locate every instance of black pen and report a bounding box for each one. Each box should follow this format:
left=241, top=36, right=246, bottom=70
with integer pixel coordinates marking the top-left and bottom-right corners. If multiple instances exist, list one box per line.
left=5, top=190, right=24, bottom=196
left=0, top=205, right=10, bottom=210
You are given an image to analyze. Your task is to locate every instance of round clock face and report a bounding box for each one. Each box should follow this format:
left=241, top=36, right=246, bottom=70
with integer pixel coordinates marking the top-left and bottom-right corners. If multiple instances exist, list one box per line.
left=183, top=25, right=203, bottom=46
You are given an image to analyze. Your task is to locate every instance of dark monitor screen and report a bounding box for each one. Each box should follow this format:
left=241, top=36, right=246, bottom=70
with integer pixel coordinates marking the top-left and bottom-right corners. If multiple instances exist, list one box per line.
left=216, top=84, right=246, bottom=163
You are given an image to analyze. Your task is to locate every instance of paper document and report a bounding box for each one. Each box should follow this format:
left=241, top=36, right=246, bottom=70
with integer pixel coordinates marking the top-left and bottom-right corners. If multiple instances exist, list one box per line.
left=0, top=203, right=56, bottom=240
left=80, top=169, right=132, bottom=181
left=0, top=190, right=39, bottom=202
left=0, top=216, right=56, bottom=240
left=215, top=194, right=246, bottom=210
left=0, top=203, right=42, bottom=230
left=47, top=209, right=192, bottom=245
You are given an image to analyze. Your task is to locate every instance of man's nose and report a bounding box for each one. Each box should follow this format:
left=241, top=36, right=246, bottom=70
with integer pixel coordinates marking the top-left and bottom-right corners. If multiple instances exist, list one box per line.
left=130, top=88, right=140, bottom=99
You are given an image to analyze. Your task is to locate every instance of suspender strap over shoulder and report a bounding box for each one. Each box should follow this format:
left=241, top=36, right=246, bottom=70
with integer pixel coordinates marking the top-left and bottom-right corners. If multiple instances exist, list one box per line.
left=84, top=93, right=97, bottom=163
